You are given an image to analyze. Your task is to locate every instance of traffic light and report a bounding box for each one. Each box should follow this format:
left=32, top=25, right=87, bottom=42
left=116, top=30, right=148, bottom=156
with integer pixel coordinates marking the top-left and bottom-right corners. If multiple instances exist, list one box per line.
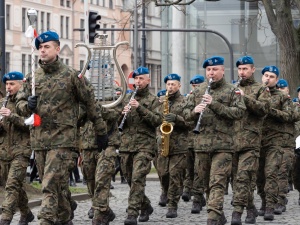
left=88, top=11, right=101, bottom=43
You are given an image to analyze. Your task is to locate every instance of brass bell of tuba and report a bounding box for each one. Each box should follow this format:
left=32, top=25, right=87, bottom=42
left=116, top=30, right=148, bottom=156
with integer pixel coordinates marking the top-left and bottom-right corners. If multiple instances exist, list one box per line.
left=160, top=91, right=173, bottom=157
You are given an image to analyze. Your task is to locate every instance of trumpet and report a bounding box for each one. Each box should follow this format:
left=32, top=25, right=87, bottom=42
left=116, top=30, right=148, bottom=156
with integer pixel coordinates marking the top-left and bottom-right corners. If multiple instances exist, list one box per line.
left=0, top=92, right=10, bottom=121
left=193, top=78, right=213, bottom=134
left=118, top=86, right=139, bottom=132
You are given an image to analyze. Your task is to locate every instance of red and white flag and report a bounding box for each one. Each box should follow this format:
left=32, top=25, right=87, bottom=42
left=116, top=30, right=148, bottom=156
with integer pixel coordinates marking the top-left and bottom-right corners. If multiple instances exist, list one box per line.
left=24, top=113, right=41, bottom=127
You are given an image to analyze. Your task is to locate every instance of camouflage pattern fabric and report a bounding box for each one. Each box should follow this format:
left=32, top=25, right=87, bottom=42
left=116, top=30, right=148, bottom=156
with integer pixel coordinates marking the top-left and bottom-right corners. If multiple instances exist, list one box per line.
left=257, top=86, right=294, bottom=209
left=120, top=151, right=153, bottom=217
left=183, top=147, right=195, bottom=193
left=93, top=146, right=118, bottom=218
left=0, top=157, right=30, bottom=221
left=156, top=153, right=186, bottom=209
left=36, top=148, right=77, bottom=224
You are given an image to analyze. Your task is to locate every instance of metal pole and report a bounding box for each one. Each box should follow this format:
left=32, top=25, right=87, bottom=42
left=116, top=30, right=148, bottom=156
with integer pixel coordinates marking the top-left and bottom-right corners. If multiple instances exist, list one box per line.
left=141, top=0, right=146, bottom=67
left=133, top=0, right=138, bottom=69
left=0, top=0, right=6, bottom=83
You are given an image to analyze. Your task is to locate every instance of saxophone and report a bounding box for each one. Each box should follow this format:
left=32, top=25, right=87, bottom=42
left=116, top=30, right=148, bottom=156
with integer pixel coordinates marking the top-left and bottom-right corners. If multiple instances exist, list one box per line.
left=160, top=91, right=173, bottom=157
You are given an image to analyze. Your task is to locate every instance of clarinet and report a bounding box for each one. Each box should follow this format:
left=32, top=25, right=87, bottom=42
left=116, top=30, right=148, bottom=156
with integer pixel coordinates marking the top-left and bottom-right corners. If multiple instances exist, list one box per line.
left=118, top=86, right=139, bottom=132
left=0, top=92, right=10, bottom=121
left=193, top=78, right=213, bottom=134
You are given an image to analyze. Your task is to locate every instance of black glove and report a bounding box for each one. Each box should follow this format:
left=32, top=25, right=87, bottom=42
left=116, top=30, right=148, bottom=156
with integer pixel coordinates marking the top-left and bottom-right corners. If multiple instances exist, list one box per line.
left=97, top=134, right=108, bottom=151
left=28, top=96, right=38, bottom=110
left=164, top=113, right=176, bottom=123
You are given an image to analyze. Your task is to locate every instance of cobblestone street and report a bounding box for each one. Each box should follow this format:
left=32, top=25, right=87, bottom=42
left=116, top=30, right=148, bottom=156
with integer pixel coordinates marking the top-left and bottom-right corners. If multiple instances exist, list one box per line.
left=11, top=179, right=300, bottom=225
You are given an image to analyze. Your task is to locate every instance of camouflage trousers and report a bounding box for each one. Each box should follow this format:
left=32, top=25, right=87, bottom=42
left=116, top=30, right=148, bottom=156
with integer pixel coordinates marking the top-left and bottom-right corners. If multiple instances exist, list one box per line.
left=195, top=152, right=232, bottom=221
left=183, top=148, right=195, bottom=193
left=232, top=150, right=259, bottom=213
left=293, top=155, right=300, bottom=191
left=157, top=153, right=187, bottom=209
left=277, top=148, right=294, bottom=206
left=120, top=151, right=153, bottom=217
left=93, top=146, right=117, bottom=219
left=257, top=145, right=283, bottom=208
left=81, top=149, right=98, bottom=199
left=35, top=149, right=77, bottom=224
left=0, top=156, right=30, bottom=221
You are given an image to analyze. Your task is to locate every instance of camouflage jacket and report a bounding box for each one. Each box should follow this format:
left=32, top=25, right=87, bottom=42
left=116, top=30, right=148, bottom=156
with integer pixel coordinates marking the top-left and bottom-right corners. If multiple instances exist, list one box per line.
left=157, top=91, right=189, bottom=155
left=184, top=77, right=246, bottom=153
left=79, top=102, right=120, bottom=150
left=0, top=94, right=31, bottom=161
left=15, top=57, right=107, bottom=151
left=262, top=86, right=294, bottom=147
left=118, top=87, right=162, bottom=155
left=235, top=76, right=271, bottom=152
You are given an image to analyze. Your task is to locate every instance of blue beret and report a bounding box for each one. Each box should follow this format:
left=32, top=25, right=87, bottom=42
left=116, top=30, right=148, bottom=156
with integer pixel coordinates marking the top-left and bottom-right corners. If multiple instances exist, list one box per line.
left=157, top=89, right=166, bottom=97
left=276, top=79, right=288, bottom=88
left=164, top=73, right=181, bottom=83
left=132, top=67, right=149, bottom=78
left=35, top=31, right=60, bottom=50
left=293, top=98, right=299, bottom=103
left=236, top=56, right=254, bottom=67
left=203, top=56, right=224, bottom=68
left=2, top=71, right=24, bottom=84
left=190, top=75, right=205, bottom=84
left=261, top=65, right=280, bottom=77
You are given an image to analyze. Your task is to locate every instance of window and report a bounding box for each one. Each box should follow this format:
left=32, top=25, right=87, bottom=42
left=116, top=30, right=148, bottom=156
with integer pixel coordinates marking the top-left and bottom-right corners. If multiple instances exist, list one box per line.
left=157, top=65, right=161, bottom=88
left=96, top=0, right=100, bottom=5
left=35, top=56, right=39, bottom=68
left=35, top=10, right=39, bottom=33
left=60, top=0, right=64, bottom=6
left=41, top=12, right=45, bottom=33
left=22, top=8, right=26, bottom=32
left=66, top=17, right=69, bottom=39
left=65, top=59, right=69, bottom=65
left=103, top=24, right=107, bottom=34
left=90, top=0, right=93, bottom=3
left=47, top=13, right=51, bottom=30
left=80, top=60, right=84, bottom=70
left=80, top=19, right=84, bottom=41
left=111, top=25, right=115, bottom=45
left=102, top=0, right=106, bottom=7
left=5, top=5, right=10, bottom=30
left=28, top=55, right=32, bottom=73
left=66, top=0, right=71, bottom=7
left=109, top=0, right=113, bottom=9
left=5, top=52, right=10, bottom=74
left=60, top=16, right=64, bottom=38
left=22, top=54, right=26, bottom=74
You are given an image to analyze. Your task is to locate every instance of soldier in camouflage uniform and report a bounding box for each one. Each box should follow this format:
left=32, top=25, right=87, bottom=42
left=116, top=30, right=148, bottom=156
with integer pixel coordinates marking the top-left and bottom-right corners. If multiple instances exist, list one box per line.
left=156, top=73, right=189, bottom=218
left=256, top=66, right=294, bottom=221
left=274, top=79, right=298, bottom=214
left=118, top=66, right=162, bottom=225
left=182, top=75, right=205, bottom=204
left=0, top=72, right=34, bottom=225
left=15, top=31, right=108, bottom=225
left=184, top=56, right=246, bottom=225
left=230, top=56, right=270, bottom=225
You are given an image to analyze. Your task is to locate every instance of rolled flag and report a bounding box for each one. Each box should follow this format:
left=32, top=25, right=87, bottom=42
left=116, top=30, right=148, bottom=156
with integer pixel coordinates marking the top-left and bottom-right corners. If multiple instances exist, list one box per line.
left=25, top=25, right=38, bottom=38
left=24, top=113, right=41, bottom=127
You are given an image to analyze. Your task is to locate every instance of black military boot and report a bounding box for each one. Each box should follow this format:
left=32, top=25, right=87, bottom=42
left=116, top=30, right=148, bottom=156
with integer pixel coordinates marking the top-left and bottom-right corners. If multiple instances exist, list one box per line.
left=219, top=212, right=227, bottom=225
left=245, top=207, right=258, bottom=224
left=200, top=194, right=206, bottom=207
left=121, top=177, right=127, bottom=184
left=166, top=208, right=177, bottom=218
left=0, top=220, right=11, bottom=225
left=231, top=211, right=242, bottom=225
left=124, top=215, right=137, bottom=225
left=182, top=191, right=191, bottom=202
left=18, top=211, right=35, bottom=225
left=191, top=201, right=202, bottom=214
left=138, top=204, right=153, bottom=222
left=92, top=208, right=115, bottom=225
left=207, top=219, right=218, bottom=225
left=263, top=207, right=274, bottom=221
left=158, top=194, right=167, bottom=207
left=274, top=203, right=283, bottom=215
left=70, top=200, right=77, bottom=220
left=258, top=200, right=266, bottom=216
left=88, top=207, right=95, bottom=219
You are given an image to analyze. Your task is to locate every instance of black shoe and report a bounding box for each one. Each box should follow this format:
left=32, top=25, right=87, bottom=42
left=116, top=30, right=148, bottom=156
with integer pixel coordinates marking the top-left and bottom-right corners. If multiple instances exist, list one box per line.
left=92, top=208, right=115, bottom=225
left=231, top=211, right=242, bottom=225
left=138, top=205, right=153, bottom=222
left=182, top=191, right=191, bottom=202
left=219, top=212, right=227, bottom=225
left=245, top=207, right=258, bottom=224
left=159, top=194, right=168, bottom=207
left=124, top=215, right=137, bottom=225
left=70, top=200, right=77, bottom=220
left=207, top=219, right=218, bottom=225
left=75, top=178, right=82, bottom=183
left=121, top=177, right=127, bottom=184
left=274, top=204, right=285, bottom=214
left=263, top=207, right=274, bottom=221
left=18, top=211, right=34, bottom=225
left=88, top=207, right=95, bottom=219
left=191, top=202, right=201, bottom=214
left=0, top=220, right=11, bottom=225
left=110, top=184, right=114, bottom=189
left=69, top=180, right=76, bottom=187
left=166, top=208, right=177, bottom=218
